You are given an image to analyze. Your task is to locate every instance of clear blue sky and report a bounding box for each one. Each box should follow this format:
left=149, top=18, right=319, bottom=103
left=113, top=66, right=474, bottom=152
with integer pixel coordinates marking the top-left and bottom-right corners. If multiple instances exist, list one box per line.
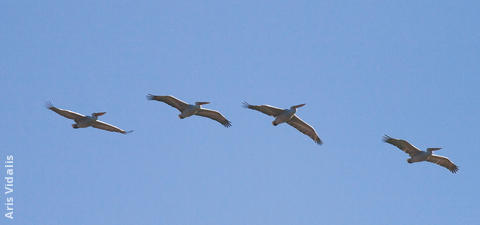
left=1, top=1, right=479, bottom=224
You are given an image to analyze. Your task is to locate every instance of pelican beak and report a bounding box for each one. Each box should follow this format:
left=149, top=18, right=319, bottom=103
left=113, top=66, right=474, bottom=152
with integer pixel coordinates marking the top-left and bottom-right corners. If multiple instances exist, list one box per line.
left=293, top=104, right=306, bottom=108
left=195, top=102, right=210, bottom=105
left=93, top=112, right=106, bottom=116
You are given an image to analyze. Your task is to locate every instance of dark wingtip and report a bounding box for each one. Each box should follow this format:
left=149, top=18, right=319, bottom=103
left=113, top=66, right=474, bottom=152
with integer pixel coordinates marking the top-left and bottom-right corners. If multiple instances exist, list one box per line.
left=45, top=101, right=54, bottom=109
left=382, top=134, right=391, bottom=142
left=315, top=139, right=323, bottom=145
left=223, top=120, right=232, bottom=128
left=146, top=94, right=155, bottom=100
left=123, top=130, right=134, bottom=134
left=450, top=166, right=459, bottom=174
left=242, top=101, right=251, bottom=108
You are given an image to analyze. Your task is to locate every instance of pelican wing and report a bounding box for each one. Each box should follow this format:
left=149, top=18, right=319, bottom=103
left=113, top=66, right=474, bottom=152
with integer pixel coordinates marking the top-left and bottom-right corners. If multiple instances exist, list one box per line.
left=196, top=108, right=232, bottom=127
left=287, top=115, right=322, bottom=145
left=91, top=120, right=133, bottom=134
left=383, top=135, right=421, bottom=157
left=147, top=95, right=189, bottom=112
left=426, top=155, right=459, bottom=173
left=242, top=102, right=284, bottom=117
left=47, top=103, right=85, bottom=121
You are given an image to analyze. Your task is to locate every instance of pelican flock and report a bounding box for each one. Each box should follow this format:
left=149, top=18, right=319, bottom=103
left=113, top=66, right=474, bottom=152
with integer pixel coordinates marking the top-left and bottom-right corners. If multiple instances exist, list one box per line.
left=45, top=95, right=460, bottom=174
left=47, top=102, right=133, bottom=134
left=147, top=94, right=232, bottom=127
left=242, top=102, right=322, bottom=145
left=383, top=135, right=458, bottom=173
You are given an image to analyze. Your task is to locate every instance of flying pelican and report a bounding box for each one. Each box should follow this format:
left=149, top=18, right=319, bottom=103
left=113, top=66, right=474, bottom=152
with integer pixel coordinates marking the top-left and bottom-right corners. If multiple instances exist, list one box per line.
left=147, top=95, right=232, bottom=127
left=46, top=102, right=133, bottom=134
left=242, top=102, right=322, bottom=145
left=383, top=135, right=458, bottom=173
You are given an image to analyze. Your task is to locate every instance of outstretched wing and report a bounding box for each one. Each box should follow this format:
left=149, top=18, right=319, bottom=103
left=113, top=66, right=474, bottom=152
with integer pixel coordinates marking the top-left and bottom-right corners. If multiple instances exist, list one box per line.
left=147, top=95, right=189, bottom=112
left=383, top=135, right=421, bottom=157
left=46, top=102, right=85, bottom=121
left=196, top=108, right=232, bottom=127
left=242, top=102, right=284, bottom=117
left=426, top=155, right=459, bottom=173
left=91, top=120, right=133, bottom=134
left=287, top=115, right=322, bottom=145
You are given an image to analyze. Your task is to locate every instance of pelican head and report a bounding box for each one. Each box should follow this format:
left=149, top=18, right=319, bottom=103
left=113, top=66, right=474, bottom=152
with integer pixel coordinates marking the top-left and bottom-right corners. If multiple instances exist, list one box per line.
left=291, top=103, right=306, bottom=109
left=195, top=102, right=210, bottom=106
left=92, top=112, right=106, bottom=119
left=427, top=148, right=442, bottom=153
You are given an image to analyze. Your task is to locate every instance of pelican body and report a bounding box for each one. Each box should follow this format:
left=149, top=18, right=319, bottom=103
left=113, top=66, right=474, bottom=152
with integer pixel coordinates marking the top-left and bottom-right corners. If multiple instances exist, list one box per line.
left=47, top=102, right=133, bottom=134
left=178, top=102, right=210, bottom=119
left=272, top=104, right=305, bottom=126
left=407, top=150, right=436, bottom=163
left=243, top=102, right=322, bottom=145
left=383, top=135, right=458, bottom=173
left=72, top=112, right=106, bottom=128
left=147, top=95, right=231, bottom=127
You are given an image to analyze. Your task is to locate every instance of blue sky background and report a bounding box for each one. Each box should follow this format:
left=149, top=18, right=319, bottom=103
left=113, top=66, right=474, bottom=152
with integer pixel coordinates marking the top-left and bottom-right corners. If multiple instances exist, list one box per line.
left=1, top=1, right=479, bottom=224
